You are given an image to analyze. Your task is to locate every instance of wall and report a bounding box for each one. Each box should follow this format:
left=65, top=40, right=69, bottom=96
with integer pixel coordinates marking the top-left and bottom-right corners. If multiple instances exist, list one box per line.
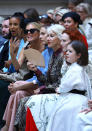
left=0, top=0, right=67, bottom=17
left=0, top=0, right=91, bottom=17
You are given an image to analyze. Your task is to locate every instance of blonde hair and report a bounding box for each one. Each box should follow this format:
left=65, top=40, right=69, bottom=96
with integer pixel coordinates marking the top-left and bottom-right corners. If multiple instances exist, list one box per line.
left=75, top=3, right=91, bottom=15
left=27, top=22, right=41, bottom=31
left=47, top=24, right=65, bottom=40
left=47, top=9, right=54, bottom=15
left=55, top=8, right=71, bottom=17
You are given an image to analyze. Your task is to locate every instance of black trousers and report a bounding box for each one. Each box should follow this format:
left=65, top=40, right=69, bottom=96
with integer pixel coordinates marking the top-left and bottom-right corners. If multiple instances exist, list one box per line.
left=0, top=80, right=10, bottom=129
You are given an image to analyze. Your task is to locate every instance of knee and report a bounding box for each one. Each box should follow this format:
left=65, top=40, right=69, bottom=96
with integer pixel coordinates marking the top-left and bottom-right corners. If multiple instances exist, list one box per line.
left=76, top=112, right=87, bottom=124
left=15, top=91, right=24, bottom=97
left=0, top=80, right=10, bottom=88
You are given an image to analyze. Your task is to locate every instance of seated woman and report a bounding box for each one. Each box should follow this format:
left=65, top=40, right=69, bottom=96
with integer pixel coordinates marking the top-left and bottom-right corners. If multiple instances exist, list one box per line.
left=2, top=12, right=25, bottom=73
left=25, top=40, right=91, bottom=131
left=1, top=24, right=65, bottom=131
left=0, top=12, right=25, bottom=129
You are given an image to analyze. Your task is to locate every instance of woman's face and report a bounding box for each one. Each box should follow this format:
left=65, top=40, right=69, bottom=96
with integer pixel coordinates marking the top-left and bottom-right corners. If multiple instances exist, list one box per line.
left=64, top=17, right=78, bottom=29
left=47, top=31, right=61, bottom=50
left=66, top=44, right=81, bottom=64
left=25, top=24, right=40, bottom=43
left=39, top=27, right=47, bottom=46
left=9, top=17, right=21, bottom=37
left=68, top=3, right=76, bottom=12
left=61, top=33, right=71, bottom=51
left=55, top=14, right=62, bottom=23
left=76, top=7, right=87, bottom=21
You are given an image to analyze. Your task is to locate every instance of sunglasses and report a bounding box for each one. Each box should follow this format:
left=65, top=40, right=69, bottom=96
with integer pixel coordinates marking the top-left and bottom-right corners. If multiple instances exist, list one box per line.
left=39, top=14, right=48, bottom=19
left=24, top=28, right=39, bottom=34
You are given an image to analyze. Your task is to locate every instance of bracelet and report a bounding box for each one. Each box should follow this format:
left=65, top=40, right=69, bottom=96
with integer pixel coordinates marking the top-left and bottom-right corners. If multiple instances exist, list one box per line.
left=32, top=80, right=37, bottom=84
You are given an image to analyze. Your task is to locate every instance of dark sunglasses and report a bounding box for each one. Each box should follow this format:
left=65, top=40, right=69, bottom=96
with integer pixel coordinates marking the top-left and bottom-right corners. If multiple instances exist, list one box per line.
left=24, top=28, right=39, bottom=34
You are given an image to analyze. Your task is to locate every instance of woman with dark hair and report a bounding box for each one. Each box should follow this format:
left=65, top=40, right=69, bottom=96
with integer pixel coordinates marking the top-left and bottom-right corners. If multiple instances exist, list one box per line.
left=39, top=14, right=54, bottom=26
left=61, top=11, right=85, bottom=35
left=23, top=8, right=39, bottom=22
left=0, top=12, right=25, bottom=129
left=69, top=40, right=88, bottom=66
left=68, top=0, right=84, bottom=12
left=25, top=40, right=91, bottom=131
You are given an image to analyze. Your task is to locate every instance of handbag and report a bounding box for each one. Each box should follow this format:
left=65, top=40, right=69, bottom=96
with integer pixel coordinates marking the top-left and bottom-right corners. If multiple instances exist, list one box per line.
left=0, top=61, right=34, bottom=82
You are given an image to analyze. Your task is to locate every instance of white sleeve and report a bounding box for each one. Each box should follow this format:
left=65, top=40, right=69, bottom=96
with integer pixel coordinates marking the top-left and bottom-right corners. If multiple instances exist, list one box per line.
left=57, top=69, right=83, bottom=93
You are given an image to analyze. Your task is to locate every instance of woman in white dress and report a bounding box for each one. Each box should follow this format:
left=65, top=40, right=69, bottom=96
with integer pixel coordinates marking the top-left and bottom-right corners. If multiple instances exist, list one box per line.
left=25, top=40, right=91, bottom=131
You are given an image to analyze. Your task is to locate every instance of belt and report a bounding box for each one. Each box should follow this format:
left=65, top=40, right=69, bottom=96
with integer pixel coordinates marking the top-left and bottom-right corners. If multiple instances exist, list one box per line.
left=69, top=89, right=86, bottom=95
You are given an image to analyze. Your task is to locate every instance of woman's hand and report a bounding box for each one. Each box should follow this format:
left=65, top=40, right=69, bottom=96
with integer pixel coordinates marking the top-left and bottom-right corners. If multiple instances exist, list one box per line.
left=8, top=83, right=17, bottom=94
left=80, top=108, right=92, bottom=114
left=4, top=60, right=12, bottom=69
left=34, top=88, right=40, bottom=94
left=10, top=37, right=20, bottom=58
left=27, top=62, right=37, bottom=72
left=88, top=100, right=92, bottom=109
left=80, top=100, right=92, bottom=114
left=55, top=88, right=60, bottom=94
left=8, top=81, right=29, bottom=94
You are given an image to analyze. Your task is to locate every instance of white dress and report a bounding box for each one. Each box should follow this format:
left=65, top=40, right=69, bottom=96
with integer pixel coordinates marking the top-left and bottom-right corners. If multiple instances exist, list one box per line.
left=75, top=111, right=92, bottom=131
left=26, top=63, right=91, bottom=131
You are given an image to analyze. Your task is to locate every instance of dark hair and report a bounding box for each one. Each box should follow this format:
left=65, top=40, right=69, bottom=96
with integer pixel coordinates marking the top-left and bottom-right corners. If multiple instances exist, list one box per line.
left=62, top=11, right=82, bottom=25
left=68, top=0, right=84, bottom=6
left=39, top=14, right=54, bottom=26
left=23, top=18, right=36, bottom=30
left=23, top=18, right=41, bottom=31
left=10, top=12, right=25, bottom=30
left=4, top=16, right=10, bottom=20
left=3, top=17, right=11, bottom=39
left=70, top=40, right=88, bottom=66
left=24, top=8, right=39, bottom=22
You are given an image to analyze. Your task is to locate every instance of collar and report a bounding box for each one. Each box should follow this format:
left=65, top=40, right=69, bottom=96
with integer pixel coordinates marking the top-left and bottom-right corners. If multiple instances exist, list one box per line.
left=53, top=47, right=62, bottom=57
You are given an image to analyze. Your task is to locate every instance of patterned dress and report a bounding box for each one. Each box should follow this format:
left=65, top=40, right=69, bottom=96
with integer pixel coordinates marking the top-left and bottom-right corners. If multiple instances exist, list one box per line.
left=14, top=47, right=63, bottom=131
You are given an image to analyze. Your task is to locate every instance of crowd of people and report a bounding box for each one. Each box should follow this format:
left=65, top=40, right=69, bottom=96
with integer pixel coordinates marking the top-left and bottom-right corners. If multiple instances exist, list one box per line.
left=0, top=0, right=92, bottom=131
